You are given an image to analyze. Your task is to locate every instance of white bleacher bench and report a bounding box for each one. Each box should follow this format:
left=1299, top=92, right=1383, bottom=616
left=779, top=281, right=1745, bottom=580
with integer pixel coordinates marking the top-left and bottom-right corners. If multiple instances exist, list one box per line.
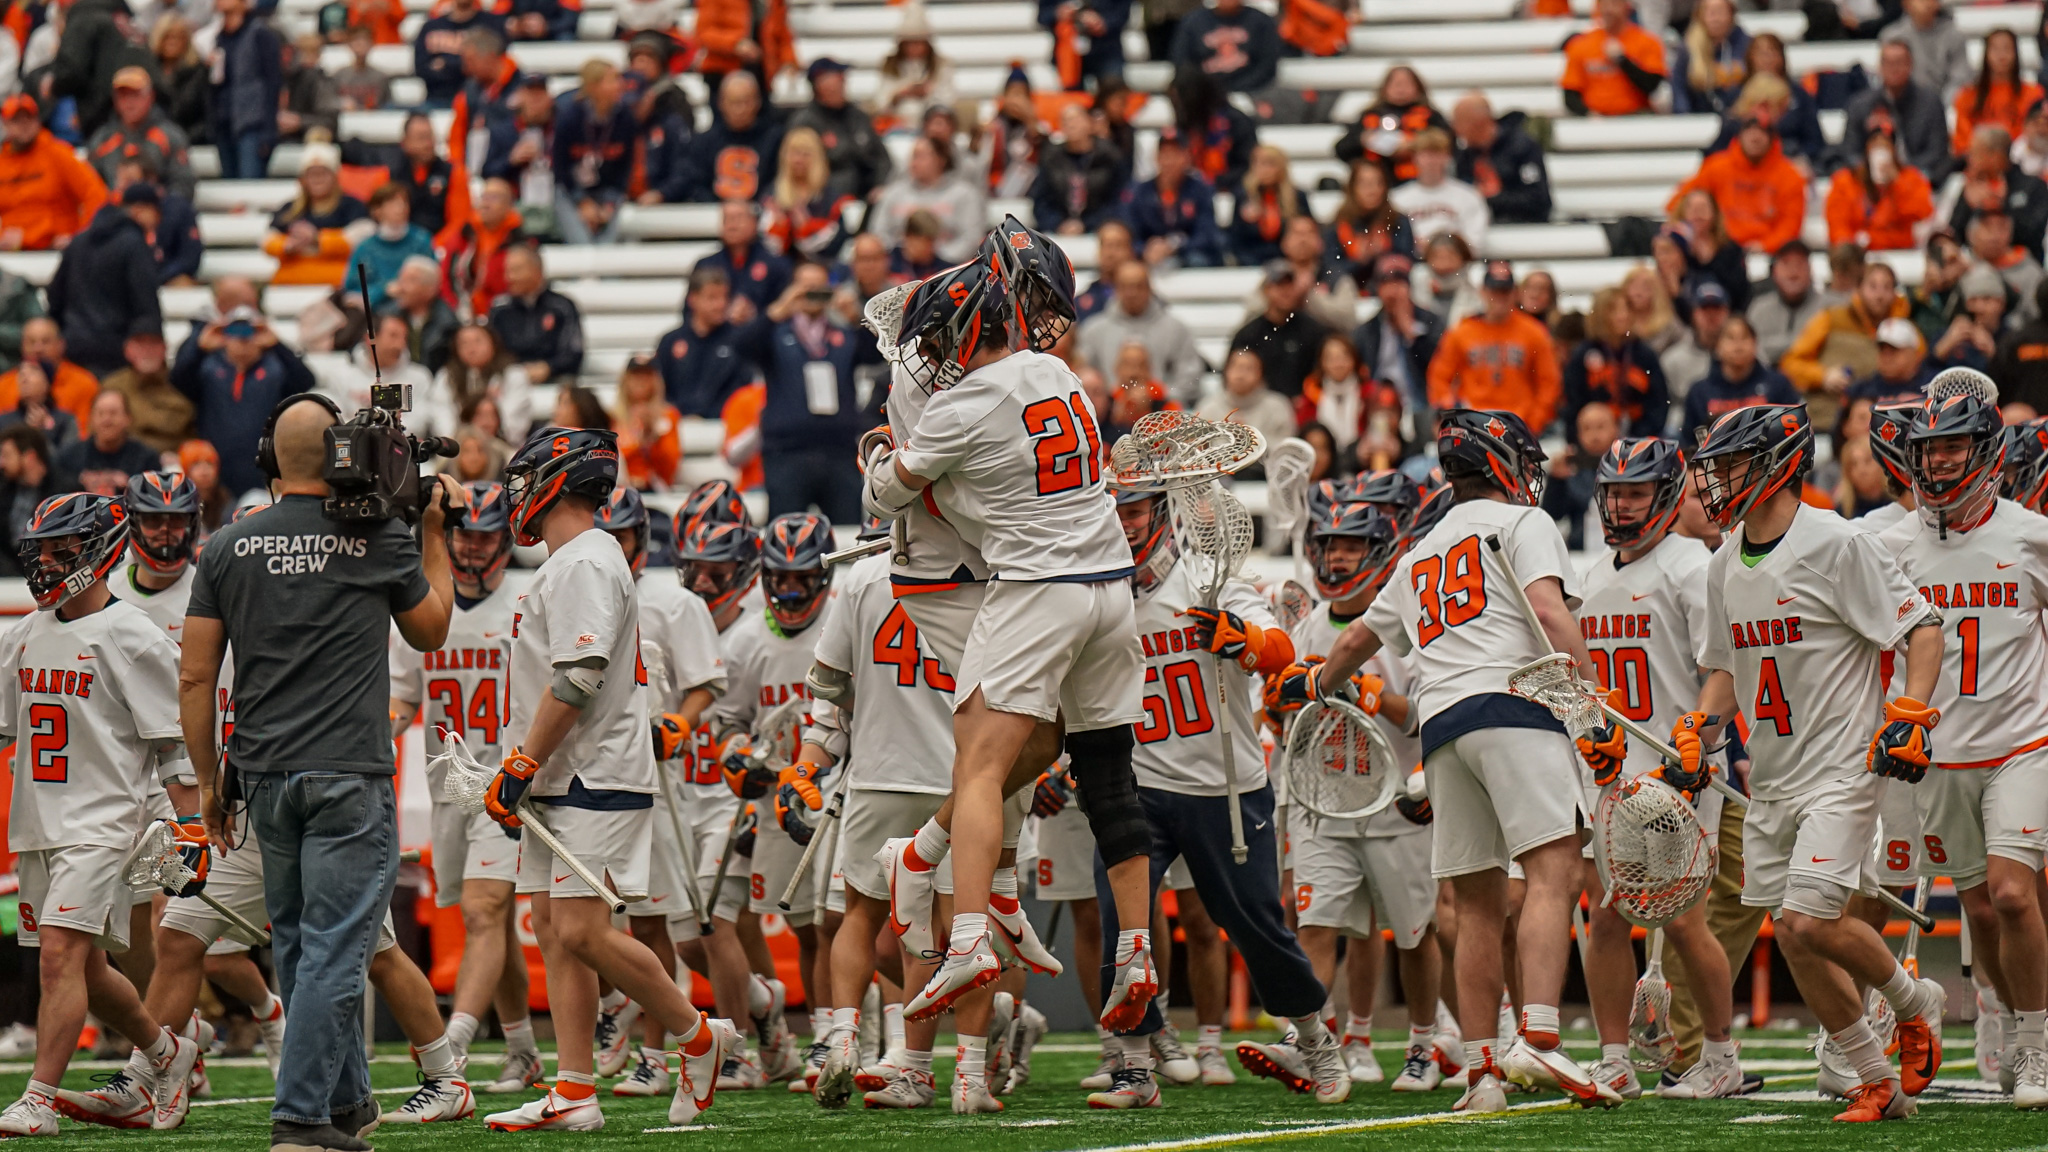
left=192, top=179, right=299, bottom=214
left=790, top=2, right=1040, bottom=36
left=1548, top=151, right=1708, bottom=187
left=1484, top=223, right=1610, bottom=260
left=552, top=279, right=688, bottom=314
left=1552, top=184, right=1683, bottom=218
left=542, top=243, right=717, bottom=277
left=614, top=203, right=725, bottom=240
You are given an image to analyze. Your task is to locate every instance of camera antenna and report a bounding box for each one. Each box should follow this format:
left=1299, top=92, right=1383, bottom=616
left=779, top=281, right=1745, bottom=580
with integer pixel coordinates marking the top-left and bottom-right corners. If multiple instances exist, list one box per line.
left=356, top=262, right=381, bottom=385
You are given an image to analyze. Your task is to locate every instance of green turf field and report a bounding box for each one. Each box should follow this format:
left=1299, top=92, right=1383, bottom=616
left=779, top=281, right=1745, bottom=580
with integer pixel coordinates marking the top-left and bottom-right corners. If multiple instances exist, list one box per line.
left=9, top=1032, right=2040, bottom=1151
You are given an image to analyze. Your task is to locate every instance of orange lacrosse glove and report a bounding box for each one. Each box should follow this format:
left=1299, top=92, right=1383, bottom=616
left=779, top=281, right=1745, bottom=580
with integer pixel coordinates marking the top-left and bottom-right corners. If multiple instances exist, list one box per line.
left=778, top=761, right=824, bottom=811
left=653, top=713, right=692, bottom=761
left=1868, top=697, right=1940, bottom=783
left=485, top=749, right=539, bottom=830
left=169, top=817, right=209, bottom=897
left=1576, top=720, right=1627, bottom=788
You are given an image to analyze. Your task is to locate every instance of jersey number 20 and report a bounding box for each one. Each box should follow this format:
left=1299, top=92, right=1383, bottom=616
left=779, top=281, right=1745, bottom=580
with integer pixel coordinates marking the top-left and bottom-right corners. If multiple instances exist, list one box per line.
left=1022, top=392, right=1103, bottom=496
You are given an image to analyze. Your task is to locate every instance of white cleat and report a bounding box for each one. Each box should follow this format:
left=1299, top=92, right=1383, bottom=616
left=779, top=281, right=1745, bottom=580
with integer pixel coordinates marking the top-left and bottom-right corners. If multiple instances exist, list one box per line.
left=1152, top=1022, right=1200, bottom=1086
left=1236, top=1038, right=1311, bottom=1092
left=146, top=1033, right=202, bottom=1130
left=788, top=1041, right=828, bottom=1093
left=2013, top=1046, right=2048, bottom=1109
left=1007, top=1005, right=1048, bottom=1092
left=1299, top=1028, right=1352, bottom=1104
left=815, top=1031, right=858, bottom=1109
left=950, top=1074, right=1003, bottom=1114
left=0, top=1092, right=59, bottom=1137
left=906, top=933, right=1001, bottom=1022
left=485, top=1088, right=603, bottom=1132
left=716, top=1053, right=767, bottom=1091
left=1454, top=1073, right=1509, bottom=1113
left=1343, top=1037, right=1384, bottom=1085
left=255, top=1000, right=286, bottom=1081
left=862, top=1066, right=936, bottom=1109
left=749, top=977, right=793, bottom=1063
left=1390, top=1044, right=1445, bottom=1092
left=612, top=1051, right=671, bottom=1097
left=385, top=1077, right=474, bottom=1122
left=595, top=1000, right=641, bottom=1078
left=1589, top=1055, right=1643, bottom=1101
left=1197, top=1046, right=1237, bottom=1085
left=1087, top=1067, right=1162, bottom=1109
left=184, top=1016, right=215, bottom=1100
left=988, top=900, right=1063, bottom=975
left=1502, top=1038, right=1623, bottom=1108
left=1814, top=1033, right=1859, bottom=1100
left=877, top=838, right=940, bottom=959
left=485, top=1048, right=547, bottom=1095
left=53, top=1065, right=153, bottom=1129
left=0, top=1026, right=36, bottom=1061
left=1977, top=987, right=2009, bottom=1088
left=670, top=1018, right=739, bottom=1125
left=1080, top=1048, right=1121, bottom=1090
left=1099, top=939, right=1161, bottom=1033
left=986, top=995, right=1017, bottom=1093
left=1657, top=1051, right=1744, bottom=1100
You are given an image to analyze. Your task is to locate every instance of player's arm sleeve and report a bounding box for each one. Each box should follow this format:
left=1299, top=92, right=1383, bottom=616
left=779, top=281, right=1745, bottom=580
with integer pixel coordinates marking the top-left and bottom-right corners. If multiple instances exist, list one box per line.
left=894, top=393, right=976, bottom=482
left=388, top=623, right=424, bottom=704
left=813, top=583, right=857, bottom=675
left=546, top=560, right=627, bottom=667
left=666, top=598, right=728, bottom=696
left=1362, top=573, right=1415, bottom=657
left=1506, top=508, right=1580, bottom=609
left=1828, top=532, right=1939, bottom=650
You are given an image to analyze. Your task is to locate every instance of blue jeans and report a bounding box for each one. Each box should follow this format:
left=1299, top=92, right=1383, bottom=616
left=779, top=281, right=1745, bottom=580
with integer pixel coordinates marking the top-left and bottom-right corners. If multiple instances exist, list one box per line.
left=218, top=130, right=274, bottom=179
left=246, top=771, right=398, bottom=1125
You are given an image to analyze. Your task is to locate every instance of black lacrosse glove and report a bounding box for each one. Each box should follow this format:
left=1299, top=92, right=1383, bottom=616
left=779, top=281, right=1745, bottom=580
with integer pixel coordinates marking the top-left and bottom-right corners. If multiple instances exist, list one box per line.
left=1394, top=793, right=1433, bottom=826
left=733, top=802, right=759, bottom=859
left=1031, top=768, right=1075, bottom=818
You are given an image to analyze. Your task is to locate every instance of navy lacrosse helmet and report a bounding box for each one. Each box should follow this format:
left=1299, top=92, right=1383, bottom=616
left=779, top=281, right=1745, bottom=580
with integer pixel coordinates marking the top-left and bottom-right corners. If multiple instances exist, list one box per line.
left=760, top=513, right=835, bottom=630
left=678, top=519, right=762, bottom=616
left=449, top=481, right=514, bottom=585
left=980, top=214, right=1076, bottom=353
left=1867, top=401, right=1923, bottom=493
left=897, top=260, right=1009, bottom=391
left=2004, top=417, right=2048, bottom=513
left=1403, top=475, right=1452, bottom=547
left=123, top=470, right=200, bottom=575
left=1437, top=409, right=1547, bottom=506
left=1688, top=403, right=1812, bottom=529
left=1309, top=500, right=1402, bottom=602
left=504, top=426, right=620, bottom=546
left=21, top=493, right=129, bottom=611
left=1907, top=393, right=2004, bottom=531
left=1594, top=437, right=1687, bottom=550
left=1350, top=469, right=1424, bottom=524
left=675, top=479, right=751, bottom=541
left=856, top=513, right=890, bottom=542
left=596, top=486, right=652, bottom=574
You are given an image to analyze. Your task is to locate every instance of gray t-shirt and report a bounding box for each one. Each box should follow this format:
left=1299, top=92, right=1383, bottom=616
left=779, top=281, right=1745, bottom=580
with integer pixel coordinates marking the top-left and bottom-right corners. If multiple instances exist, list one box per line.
left=187, top=494, right=431, bottom=775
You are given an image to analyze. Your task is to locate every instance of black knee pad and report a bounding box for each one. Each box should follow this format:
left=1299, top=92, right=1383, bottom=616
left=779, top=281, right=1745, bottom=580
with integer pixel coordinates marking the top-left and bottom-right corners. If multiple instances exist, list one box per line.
left=1067, top=725, right=1150, bottom=868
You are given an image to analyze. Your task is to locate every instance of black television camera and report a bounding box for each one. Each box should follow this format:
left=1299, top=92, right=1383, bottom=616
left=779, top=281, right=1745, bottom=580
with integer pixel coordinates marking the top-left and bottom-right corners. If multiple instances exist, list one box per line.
left=324, top=265, right=459, bottom=523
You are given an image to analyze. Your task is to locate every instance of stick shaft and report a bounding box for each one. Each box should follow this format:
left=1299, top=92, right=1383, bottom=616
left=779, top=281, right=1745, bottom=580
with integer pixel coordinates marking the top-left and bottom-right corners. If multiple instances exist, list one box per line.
left=657, top=766, right=709, bottom=930
left=703, top=805, right=745, bottom=934
left=518, top=798, right=627, bottom=914
left=199, top=890, right=271, bottom=944
left=780, top=765, right=855, bottom=911
left=825, top=538, right=890, bottom=566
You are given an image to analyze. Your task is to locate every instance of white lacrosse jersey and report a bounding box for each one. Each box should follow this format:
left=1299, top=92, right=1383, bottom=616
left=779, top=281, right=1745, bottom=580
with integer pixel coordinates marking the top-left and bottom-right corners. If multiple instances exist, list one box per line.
left=811, top=552, right=956, bottom=794
left=1860, top=502, right=1911, bottom=532
left=896, top=350, right=1132, bottom=582
left=1699, top=502, right=1937, bottom=801
left=1, top=601, right=185, bottom=851
left=509, top=528, right=655, bottom=797
left=1129, top=559, right=1270, bottom=797
left=111, top=561, right=236, bottom=739
left=882, top=362, right=991, bottom=592
left=1578, top=533, right=1713, bottom=777
left=1364, top=499, right=1580, bottom=721
left=1878, top=499, right=2048, bottom=766
left=390, top=583, right=516, bottom=803
left=706, top=606, right=820, bottom=753
left=636, top=573, right=727, bottom=715
left=1291, top=599, right=1426, bottom=839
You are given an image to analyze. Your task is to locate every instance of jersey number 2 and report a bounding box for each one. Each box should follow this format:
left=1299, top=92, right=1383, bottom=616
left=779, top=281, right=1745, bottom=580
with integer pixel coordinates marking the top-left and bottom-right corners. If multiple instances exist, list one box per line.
left=1412, top=536, right=1488, bottom=648
left=1022, top=392, right=1103, bottom=496
left=26, top=702, right=66, bottom=783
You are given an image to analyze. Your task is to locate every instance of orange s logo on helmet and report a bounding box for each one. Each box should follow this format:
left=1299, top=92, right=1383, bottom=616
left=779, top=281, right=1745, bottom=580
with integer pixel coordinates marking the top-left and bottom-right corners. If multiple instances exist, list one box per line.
left=1009, top=231, right=1032, bottom=250
left=947, top=281, right=970, bottom=305
left=1780, top=412, right=1802, bottom=436
left=1485, top=417, right=1507, bottom=439
left=552, top=436, right=570, bottom=454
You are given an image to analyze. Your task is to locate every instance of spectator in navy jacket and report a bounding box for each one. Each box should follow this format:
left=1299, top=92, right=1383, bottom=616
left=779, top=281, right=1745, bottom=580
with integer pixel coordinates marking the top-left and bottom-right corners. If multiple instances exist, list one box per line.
left=1681, top=314, right=1799, bottom=443
left=1038, top=0, right=1132, bottom=89
left=503, top=0, right=581, bottom=40
left=674, top=71, right=782, bottom=203
left=1170, top=0, right=1281, bottom=95
left=210, top=0, right=285, bottom=178
left=554, top=60, right=637, bottom=244
left=656, top=266, right=767, bottom=418
left=696, top=200, right=793, bottom=313
left=387, top=114, right=459, bottom=238
left=113, top=162, right=202, bottom=286
left=487, top=245, right=585, bottom=383
left=169, top=307, right=317, bottom=495
left=1121, top=128, right=1221, bottom=268
left=1450, top=95, right=1552, bottom=226
left=417, top=0, right=504, bottom=107
left=451, top=27, right=523, bottom=165
left=1031, top=103, right=1124, bottom=234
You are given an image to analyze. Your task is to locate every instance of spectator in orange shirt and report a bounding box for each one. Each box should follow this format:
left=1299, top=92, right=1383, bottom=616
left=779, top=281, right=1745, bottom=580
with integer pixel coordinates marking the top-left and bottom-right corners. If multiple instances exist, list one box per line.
left=1668, top=113, right=1806, bottom=254
left=0, top=318, right=102, bottom=430
left=0, top=96, right=108, bottom=252
left=1825, top=128, right=1934, bottom=251
left=613, top=354, right=682, bottom=490
left=1561, top=0, right=1667, bottom=117
left=1427, top=260, right=1561, bottom=433
left=1951, top=30, right=2041, bottom=157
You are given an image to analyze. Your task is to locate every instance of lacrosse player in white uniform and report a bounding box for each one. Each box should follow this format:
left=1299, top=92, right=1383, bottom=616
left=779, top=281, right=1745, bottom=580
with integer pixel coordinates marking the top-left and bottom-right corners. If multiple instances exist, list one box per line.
left=1682, top=403, right=1946, bottom=1124
left=1280, top=409, right=1622, bottom=1113
left=1861, top=404, right=1927, bottom=901
left=1879, top=393, right=2048, bottom=1108
left=1572, top=439, right=1743, bottom=1101
left=482, top=427, right=737, bottom=1132
left=0, top=493, right=204, bottom=1138
left=1282, top=499, right=1456, bottom=1093
left=866, top=253, right=1151, bottom=1110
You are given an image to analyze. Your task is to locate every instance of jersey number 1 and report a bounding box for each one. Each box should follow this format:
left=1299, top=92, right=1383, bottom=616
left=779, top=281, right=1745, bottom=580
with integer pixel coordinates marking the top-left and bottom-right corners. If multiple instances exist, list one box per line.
left=1023, top=392, right=1103, bottom=496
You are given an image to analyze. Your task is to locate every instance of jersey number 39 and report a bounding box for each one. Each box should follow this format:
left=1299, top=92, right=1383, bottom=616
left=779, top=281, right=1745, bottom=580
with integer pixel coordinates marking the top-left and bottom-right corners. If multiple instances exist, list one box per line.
left=1413, top=536, right=1488, bottom=648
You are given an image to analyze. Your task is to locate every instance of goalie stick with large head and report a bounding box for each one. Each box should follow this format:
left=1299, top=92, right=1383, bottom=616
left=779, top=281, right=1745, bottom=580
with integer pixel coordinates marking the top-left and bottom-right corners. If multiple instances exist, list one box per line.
left=1261, top=436, right=1318, bottom=558
left=1593, top=773, right=1716, bottom=929
left=1282, top=697, right=1399, bottom=822
left=430, top=732, right=628, bottom=914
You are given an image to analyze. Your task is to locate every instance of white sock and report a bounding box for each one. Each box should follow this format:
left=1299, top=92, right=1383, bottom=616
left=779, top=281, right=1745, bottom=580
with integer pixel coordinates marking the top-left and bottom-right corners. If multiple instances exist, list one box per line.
left=991, top=867, right=1018, bottom=899
left=811, top=1008, right=830, bottom=1041
left=956, top=1035, right=987, bottom=1084
left=1291, top=1013, right=1331, bottom=1045
left=1198, top=1024, right=1223, bottom=1050
left=1119, top=1032, right=1156, bottom=1071
left=445, top=1011, right=479, bottom=1053
left=1703, top=1038, right=1737, bottom=1061
left=415, top=1035, right=458, bottom=1080
left=1600, top=1042, right=1629, bottom=1066
left=1878, top=962, right=1929, bottom=1018
left=1837, top=1018, right=1894, bottom=1084
left=1346, top=1012, right=1373, bottom=1041
left=831, top=1006, right=858, bottom=1038
left=1521, top=1004, right=1561, bottom=1043
left=2017, top=1008, right=2048, bottom=1051
left=503, top=1017, right=538, bottom=1057
left=1114, top=928, right=1149, bottom=965
left=24, top=1080, right=55, bottom=1104
left=1408, top=1023, right=1434, bottom=1050
left=1463, top=1037, right=1497, bottom=1078
left=255, top=992, right=282, bottom=1022
left=883, top=1003, right=905, bottom=1053
left=912, top=818, right=950, bottom=867
left=600, top=989, right=629, bottom=1014
left=141, top=1027, right=175, bottom=1065
left=949, top=913, right=989, bottom=955
left=1097, top=1025, right=1116, bottom=1053
left=902, top=1048, right=933, bottom=1073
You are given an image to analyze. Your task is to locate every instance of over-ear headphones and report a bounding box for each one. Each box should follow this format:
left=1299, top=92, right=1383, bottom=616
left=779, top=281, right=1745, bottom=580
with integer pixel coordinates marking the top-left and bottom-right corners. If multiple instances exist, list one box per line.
left=255, top=392, right=345, bottom=481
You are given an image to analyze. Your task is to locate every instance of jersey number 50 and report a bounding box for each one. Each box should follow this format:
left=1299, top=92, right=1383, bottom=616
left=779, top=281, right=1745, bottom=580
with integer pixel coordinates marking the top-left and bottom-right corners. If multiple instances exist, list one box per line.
left=1022, top=392, right=1103, bottom=496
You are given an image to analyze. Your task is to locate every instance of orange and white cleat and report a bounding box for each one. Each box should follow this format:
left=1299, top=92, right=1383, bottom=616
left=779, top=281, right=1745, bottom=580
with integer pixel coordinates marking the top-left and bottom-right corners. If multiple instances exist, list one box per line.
left=1833, top=1077, right=1914, bottom=1122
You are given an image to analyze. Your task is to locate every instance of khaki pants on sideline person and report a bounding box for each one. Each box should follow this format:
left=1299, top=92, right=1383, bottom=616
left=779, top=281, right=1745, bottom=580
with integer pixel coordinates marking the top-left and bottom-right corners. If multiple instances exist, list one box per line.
left=1662, top=799, right=1771, bottom=1072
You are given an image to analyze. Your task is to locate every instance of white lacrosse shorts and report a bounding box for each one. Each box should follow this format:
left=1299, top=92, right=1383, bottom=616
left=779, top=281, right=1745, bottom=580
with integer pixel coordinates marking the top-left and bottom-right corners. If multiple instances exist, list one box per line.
left=749, top=820, right=815, bottom=926
left=515, top=804, right=652, bottom=904
left=841, top=789, right=947, bottom=902
left=1031, top=804, right=1098, bottom=902
left=953, top=578, right=1144, bottom=730
left=897, top=583, right=985, bottom=673
left=1741, top=771, right=1883, bottom=917
left=19, top=844, right=134, bottom=951
left=1422, top=726, right=1581, bottom=878
left=429, top=802, right=521, bottom=908
left=1916, top=744, right=2048, bottom=888
left=1873, top=775, right=1924, bottom=887
left=1294, top=826, right=1436, bottom=948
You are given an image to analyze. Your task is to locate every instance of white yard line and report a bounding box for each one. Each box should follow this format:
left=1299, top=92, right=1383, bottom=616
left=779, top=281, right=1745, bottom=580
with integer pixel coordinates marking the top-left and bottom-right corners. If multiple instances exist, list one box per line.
left=1051, top=1099, right=1579, bottom=1152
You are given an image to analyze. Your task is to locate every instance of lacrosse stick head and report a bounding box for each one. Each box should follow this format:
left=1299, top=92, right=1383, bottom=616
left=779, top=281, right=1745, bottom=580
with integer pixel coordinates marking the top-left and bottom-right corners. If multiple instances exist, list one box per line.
left=1107, top=411, right=1267, bottom=489
left=1261, top=437, right=1317, bottom=538
left=862, top=280, right=920, bottom=366
left=1594, top=775, right=1716, bottom=928
left=1507, top=654, right=1605, bottom=739
left=1927, top=365, right=1999, bottom=406
left=1271, top=578, right=1315, bottom=631
left=750, top=698, right=808, bottom=767
left=1168, top=480, right=1254, bottom=602
left=122, top=820, right=183, bottom=889
left=428, top=731, right=502, bottom=816
left=1283, top=699, right=1399, bottom=821
left=1628, top=974, right=1676, bottom=1072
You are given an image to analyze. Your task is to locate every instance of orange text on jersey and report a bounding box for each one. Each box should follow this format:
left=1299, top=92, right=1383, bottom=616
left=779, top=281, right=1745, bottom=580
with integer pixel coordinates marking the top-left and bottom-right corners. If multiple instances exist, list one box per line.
left=422, top=646, right=504, bottom=671
left=1729, top=616, right=1801, bottom=649
left=18, top=667, right=92, bottom=698
left=1580, top=613, right=1652, bottom=641
left=1919, top=581, right=2020, bottom=610
left=1141, top=626, right=1205, bottom=658
left=758, top=681, right=810, bottom=708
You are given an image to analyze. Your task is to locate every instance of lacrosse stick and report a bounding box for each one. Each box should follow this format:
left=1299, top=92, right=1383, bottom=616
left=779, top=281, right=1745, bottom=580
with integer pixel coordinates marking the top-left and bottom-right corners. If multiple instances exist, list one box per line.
left=1928, top=366, right=1998, bottom=406
left=1271, top=579, right=1314, bottom=632
left=1593, top=774, right=1717, bottom=927
left=1172, top=479, right=1259, bottom=863
left=1107, top=410, right=1268, bottom=489
left=644, top=648, right=710, bottom=931
left=124, top=822, right=271, bottom=944
left=1899, top=879, right=1932, bottom=977
left=862, top=280, right=918, bottom=365
left=1262, top=437, right=1317, bottom=558
left=703, top=698, right=807, bottom=930
left=428, top=732, right=627, bottom=915
left=1629, top=928, right=1676, bottom=1071
left=1282, top=698, right=1399, bottom=822
left=1570, top=901, right=1593, bottom=993
left=825, top=539, right=890, bottom=566
left=779, top=759, right=855, bottom=912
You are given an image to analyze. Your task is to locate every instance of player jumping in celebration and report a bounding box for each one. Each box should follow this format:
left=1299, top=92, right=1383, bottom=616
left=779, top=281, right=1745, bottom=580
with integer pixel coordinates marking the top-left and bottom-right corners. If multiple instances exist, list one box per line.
left=482, top=428, right=738, bottom=1132
left=1683, top=403, right=1946, bottom=1122
left=1280, top=410, right=1623, bottom=1112
left=1574, top=439, right=1743, bottom=1100
left=0, top=494, right=204, bottom=1136
left=1879, top=393, right=2048, bottom=1107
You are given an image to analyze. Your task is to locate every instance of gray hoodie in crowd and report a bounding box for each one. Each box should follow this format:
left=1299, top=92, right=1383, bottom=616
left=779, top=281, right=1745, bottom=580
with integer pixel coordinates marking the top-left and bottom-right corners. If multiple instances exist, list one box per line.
left=1879, top=8, right=1973, bottom=103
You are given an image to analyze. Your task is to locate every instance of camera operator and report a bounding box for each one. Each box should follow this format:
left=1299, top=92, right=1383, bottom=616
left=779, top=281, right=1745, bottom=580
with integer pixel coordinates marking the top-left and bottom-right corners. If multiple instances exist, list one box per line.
left=177, top=396, right=462, bottom=1152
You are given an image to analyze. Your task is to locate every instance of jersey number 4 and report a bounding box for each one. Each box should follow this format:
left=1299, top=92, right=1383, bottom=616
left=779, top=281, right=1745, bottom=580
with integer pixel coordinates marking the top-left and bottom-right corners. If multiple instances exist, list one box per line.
left=1412, top=536, right=1488, bottom=648
left=1022, top=392, right=1103, bottom=496
left=1753, top=656, right=1794, bottom=737
left=873, top=604, right=956, bottom=691
left=427, top=678, right=503, bottom=748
